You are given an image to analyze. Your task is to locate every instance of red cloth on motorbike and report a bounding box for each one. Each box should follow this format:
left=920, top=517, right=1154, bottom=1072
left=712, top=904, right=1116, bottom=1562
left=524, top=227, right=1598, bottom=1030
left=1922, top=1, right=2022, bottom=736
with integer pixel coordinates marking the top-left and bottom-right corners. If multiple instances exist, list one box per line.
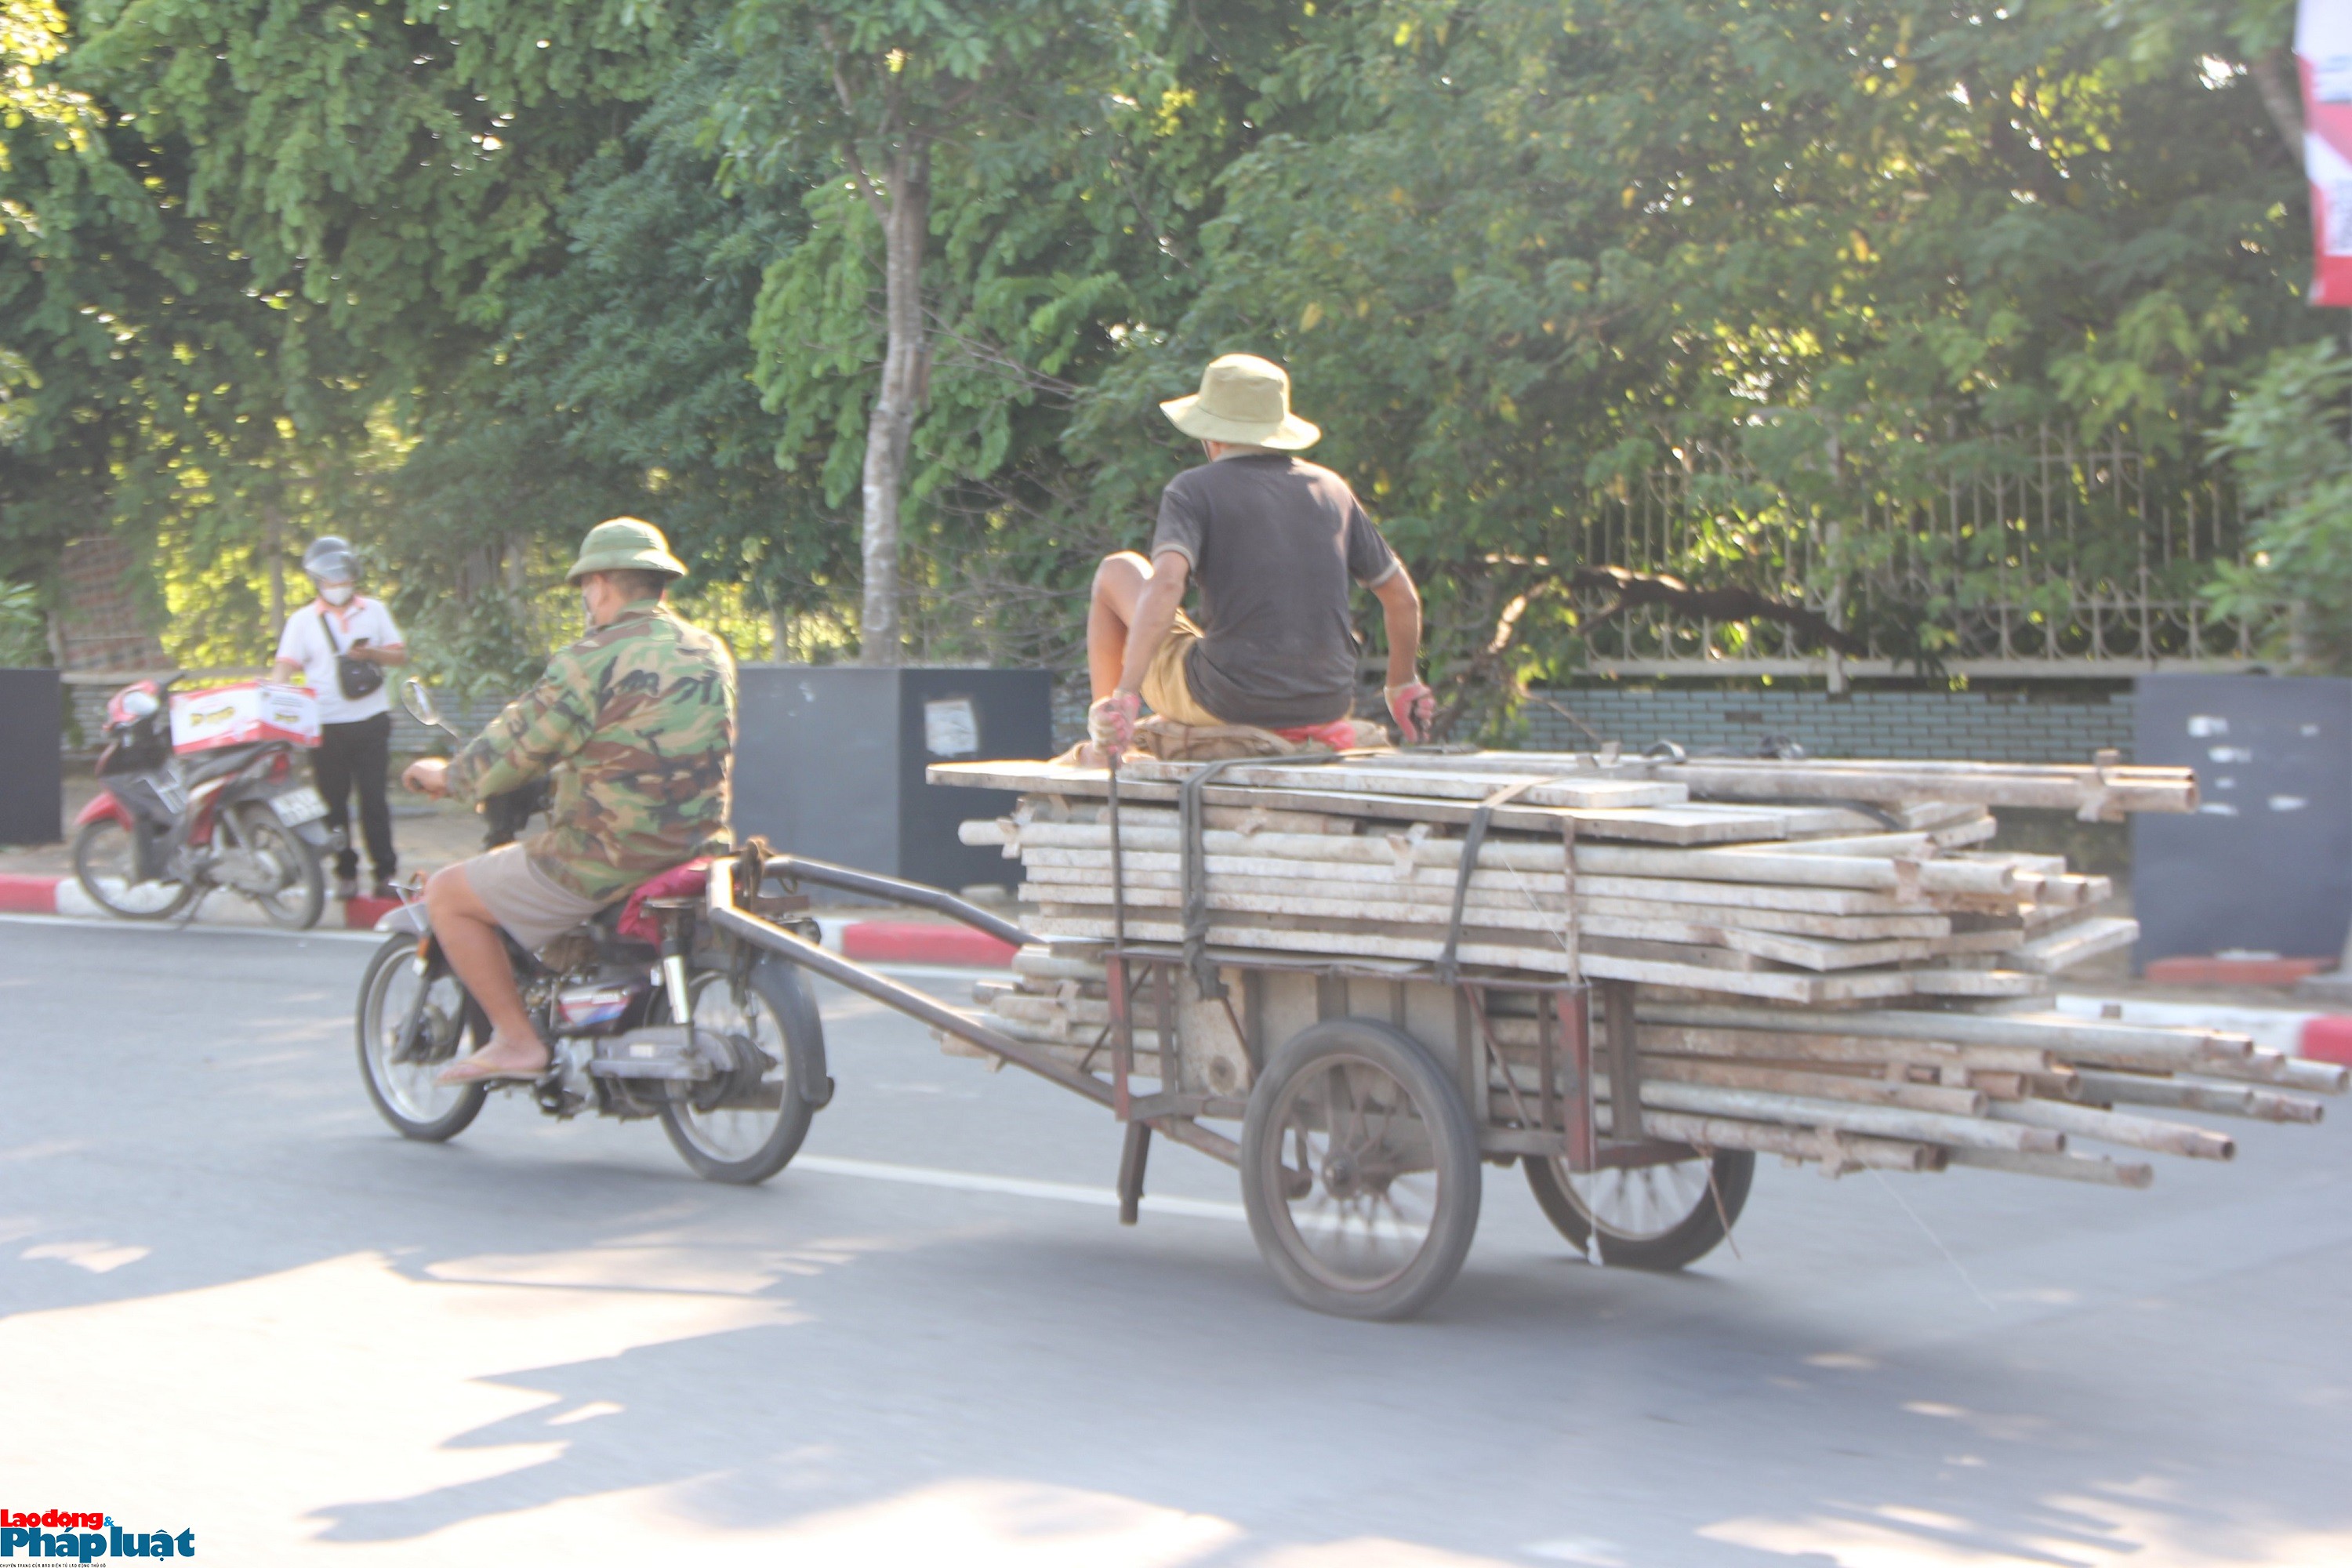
left=617, top=859, right=712, bottom=943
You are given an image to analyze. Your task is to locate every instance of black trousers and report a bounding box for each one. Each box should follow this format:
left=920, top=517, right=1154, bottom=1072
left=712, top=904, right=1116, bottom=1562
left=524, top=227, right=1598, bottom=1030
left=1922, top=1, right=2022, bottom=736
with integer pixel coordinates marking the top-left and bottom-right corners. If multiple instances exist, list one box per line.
left=311, top=712, right=395, bottom=885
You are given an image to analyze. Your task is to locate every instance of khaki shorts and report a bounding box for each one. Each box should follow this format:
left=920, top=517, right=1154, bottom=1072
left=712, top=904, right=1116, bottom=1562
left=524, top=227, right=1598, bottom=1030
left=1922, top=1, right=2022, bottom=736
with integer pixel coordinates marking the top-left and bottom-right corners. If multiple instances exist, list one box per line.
left=1140, top=614, right=1224, bottom=727
left=459, top=843, right=611, bottom=952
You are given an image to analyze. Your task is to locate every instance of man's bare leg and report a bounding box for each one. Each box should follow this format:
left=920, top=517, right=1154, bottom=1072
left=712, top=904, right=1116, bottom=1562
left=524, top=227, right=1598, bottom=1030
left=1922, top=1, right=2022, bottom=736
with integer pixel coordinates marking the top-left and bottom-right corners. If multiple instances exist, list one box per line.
left=1087, top=551, right=1152, bottom=699
left=425, top=863, right=550, bottom=1081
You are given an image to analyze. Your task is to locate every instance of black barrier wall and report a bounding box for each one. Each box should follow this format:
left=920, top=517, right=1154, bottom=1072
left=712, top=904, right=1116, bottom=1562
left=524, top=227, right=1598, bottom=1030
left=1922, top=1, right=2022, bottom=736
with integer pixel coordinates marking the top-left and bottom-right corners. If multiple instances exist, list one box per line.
left=732, top=666, right=1053, bottom=893
left=0, top=668, right=63, bottom=845
left=2133, top=673, right=2352, bottom=967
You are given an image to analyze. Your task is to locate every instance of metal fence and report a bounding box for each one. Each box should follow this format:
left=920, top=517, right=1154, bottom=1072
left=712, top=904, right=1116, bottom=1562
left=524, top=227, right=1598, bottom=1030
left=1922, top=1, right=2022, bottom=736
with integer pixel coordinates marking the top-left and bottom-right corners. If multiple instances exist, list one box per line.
left=1568, top=429, right=2273, bottom=679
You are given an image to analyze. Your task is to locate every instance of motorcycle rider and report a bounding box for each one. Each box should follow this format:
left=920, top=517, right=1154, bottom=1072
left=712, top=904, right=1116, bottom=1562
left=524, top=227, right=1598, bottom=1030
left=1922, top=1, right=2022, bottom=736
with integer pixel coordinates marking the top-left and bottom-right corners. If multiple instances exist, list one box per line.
left=273, top=536, right=407, bottom=901
left=401, top=519, right=736, bottom=1085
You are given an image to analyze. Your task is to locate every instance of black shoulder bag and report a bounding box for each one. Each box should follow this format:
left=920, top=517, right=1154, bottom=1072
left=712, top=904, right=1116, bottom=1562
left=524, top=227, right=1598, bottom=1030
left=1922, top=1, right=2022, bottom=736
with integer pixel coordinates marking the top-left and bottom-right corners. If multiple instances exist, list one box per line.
left=320, top=610, right=384, bottom=701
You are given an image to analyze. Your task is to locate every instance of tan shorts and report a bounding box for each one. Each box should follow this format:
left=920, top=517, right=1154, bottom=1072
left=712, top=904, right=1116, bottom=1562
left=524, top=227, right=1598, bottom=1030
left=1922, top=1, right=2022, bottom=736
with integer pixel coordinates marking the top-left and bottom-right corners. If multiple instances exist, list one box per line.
left=1140, top=614, right=1224, bottom=727
left=459, top=843, right=611, bottom=952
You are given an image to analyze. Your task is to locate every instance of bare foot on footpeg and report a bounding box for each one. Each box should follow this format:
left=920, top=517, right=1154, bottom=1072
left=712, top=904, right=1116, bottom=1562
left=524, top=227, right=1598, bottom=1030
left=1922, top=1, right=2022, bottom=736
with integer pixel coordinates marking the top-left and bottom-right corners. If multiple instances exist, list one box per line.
left=436, top=1032, right=551, bottom=1085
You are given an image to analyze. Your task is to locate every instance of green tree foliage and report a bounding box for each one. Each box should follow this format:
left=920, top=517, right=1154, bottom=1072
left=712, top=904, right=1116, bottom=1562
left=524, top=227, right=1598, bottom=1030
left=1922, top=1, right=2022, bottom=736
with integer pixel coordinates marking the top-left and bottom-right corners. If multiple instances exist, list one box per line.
left=733, top=3, right=1308, bottom=665
left=4, top=0, right=699, bottom=662
left=713, top=0, right=1176, bottom=662
left=498, top=39, right=850, bottom=635
left=2, top=0, right=296, bottom=591
left=0, top=579, right=46, bottom=662
left=0, top=0, right=2330, bottom=713
left=1069, top=0, right=2311, bottom=721
left=66, top=0, right=690, bottom=379
left=2209, top=340, right=2352, bottom=673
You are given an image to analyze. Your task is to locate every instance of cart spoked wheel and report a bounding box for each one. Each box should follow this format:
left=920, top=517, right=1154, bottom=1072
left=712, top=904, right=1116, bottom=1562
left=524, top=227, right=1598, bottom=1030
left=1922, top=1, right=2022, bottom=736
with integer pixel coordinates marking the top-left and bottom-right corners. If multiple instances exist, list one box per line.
left=1240, top=1018, right=1480, bottom=1320
left=1523, top=1147, right=1754, bottom=1272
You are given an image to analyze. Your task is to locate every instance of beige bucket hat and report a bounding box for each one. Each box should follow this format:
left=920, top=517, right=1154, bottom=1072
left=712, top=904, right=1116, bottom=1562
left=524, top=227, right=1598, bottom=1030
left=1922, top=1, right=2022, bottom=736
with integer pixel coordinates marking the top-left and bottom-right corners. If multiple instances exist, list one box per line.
left=567, top=517, right=687, bottom=583
left=1160, top=354, right=1321, bottom=450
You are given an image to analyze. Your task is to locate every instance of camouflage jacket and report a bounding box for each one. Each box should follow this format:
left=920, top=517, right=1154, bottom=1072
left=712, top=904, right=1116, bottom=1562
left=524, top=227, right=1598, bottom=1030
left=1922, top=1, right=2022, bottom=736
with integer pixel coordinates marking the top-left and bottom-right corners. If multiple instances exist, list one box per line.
left=447, top=603, right=735, bottom=904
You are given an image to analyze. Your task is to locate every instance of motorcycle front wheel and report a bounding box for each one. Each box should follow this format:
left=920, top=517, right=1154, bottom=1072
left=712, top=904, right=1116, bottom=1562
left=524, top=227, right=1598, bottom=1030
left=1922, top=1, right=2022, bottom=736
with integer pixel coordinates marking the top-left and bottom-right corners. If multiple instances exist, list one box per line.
left=72, top=817, right=194, bottom=920
left=357, top=934, right=488, bottom=1142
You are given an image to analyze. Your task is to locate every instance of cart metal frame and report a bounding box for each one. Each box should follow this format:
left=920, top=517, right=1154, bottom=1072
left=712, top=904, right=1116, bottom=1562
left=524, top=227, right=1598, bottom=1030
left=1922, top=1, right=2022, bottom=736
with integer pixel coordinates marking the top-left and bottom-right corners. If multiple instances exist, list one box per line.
left=702, top=756, right=1748, bottom=1315
left=705, top=847, right=1697, bottom=1217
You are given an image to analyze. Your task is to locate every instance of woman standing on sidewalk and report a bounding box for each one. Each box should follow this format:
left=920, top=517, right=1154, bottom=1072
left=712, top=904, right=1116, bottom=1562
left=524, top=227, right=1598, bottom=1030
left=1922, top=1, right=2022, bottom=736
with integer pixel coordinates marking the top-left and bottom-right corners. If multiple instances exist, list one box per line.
left=273, top=537, right=408, bottom=901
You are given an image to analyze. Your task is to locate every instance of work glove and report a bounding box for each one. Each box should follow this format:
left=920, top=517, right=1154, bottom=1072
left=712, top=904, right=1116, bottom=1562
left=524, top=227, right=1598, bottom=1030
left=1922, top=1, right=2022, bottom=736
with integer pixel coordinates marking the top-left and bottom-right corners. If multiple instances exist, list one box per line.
left=1385, top=681, right=1436, bottom=744
left=1087, top=690, right=1144, bottom=754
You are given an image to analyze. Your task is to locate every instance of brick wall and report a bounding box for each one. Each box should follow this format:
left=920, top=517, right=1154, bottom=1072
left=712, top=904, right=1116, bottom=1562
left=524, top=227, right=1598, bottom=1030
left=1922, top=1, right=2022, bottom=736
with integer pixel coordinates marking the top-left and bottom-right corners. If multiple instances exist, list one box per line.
left=54, top=538, right=165, bottom=673
left=1518, top=684, right=2136, bottom=763
left=1054, top=677, right=2138, bottom=762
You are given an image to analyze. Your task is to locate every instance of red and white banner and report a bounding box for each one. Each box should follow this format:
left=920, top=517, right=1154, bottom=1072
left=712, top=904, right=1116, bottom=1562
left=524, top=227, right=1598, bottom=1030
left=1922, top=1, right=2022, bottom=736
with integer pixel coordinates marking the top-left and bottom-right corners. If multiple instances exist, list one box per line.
left=2299, top=1, right=2352, bottom=304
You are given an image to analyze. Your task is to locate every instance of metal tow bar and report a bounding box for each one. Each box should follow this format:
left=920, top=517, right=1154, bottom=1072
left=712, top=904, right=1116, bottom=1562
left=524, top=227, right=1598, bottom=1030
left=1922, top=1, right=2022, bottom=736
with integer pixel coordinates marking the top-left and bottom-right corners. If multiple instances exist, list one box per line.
left=703, top=855, right=1242, bottom=1168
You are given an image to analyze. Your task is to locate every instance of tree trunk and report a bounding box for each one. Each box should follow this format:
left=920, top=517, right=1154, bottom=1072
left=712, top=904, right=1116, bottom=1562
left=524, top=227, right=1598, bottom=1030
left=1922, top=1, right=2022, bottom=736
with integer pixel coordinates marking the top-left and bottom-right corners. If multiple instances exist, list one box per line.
left=263, top=505, right=286, bottom=640
left=2254, top=47, right=2306, bottom=169
left=858, top=144, right=930, bottom=667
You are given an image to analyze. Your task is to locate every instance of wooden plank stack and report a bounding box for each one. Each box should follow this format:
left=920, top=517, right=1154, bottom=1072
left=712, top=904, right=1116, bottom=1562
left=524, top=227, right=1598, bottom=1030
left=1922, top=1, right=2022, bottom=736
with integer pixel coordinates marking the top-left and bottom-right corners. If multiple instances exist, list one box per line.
left=930, top=751, right=2343, bottom=1185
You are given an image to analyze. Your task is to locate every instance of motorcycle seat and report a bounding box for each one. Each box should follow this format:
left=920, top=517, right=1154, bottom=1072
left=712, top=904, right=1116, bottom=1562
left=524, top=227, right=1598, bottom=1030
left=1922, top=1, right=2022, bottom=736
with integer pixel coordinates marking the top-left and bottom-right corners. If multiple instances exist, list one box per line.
left=585, top=903, right=660, bottom=959
left=180, top=742, right=277, bottom=787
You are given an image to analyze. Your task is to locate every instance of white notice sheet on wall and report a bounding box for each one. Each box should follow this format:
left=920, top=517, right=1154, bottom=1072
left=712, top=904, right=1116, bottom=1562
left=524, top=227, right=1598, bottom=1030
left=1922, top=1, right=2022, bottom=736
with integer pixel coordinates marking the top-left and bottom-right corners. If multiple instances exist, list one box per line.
left=924, top=696, right=980, bottom=758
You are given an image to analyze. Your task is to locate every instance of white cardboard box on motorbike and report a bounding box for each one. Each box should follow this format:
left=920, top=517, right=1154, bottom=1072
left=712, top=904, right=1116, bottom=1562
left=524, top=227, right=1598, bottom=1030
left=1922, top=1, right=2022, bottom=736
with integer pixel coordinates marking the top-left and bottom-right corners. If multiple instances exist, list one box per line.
left=169, top=682, right=321, bottom=754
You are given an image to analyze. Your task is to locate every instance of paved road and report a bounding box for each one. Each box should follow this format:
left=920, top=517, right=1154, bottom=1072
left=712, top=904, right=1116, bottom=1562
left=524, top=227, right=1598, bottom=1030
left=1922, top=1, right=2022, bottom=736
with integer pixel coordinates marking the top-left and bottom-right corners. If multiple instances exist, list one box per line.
left=2, top=918, right=2347, bottom=1566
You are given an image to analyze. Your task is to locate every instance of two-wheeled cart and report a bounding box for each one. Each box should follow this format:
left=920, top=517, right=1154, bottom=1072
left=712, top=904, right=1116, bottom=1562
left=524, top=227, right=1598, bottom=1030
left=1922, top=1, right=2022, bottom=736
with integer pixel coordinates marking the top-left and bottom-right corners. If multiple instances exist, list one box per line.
left=707, top=795, right=1739, bottom=1321
left=708, top=746, right=2342, bottom=1319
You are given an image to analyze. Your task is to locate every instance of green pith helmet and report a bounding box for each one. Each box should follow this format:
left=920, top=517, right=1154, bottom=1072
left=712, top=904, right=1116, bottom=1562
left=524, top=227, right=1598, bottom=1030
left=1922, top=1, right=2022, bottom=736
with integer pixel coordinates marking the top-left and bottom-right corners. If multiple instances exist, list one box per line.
left=566, top=517, right=687, bottom=583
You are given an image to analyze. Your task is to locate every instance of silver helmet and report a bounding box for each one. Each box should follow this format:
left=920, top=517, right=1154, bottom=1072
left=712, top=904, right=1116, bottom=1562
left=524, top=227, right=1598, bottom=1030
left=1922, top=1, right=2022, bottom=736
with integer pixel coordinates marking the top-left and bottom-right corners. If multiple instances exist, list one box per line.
left=300, top=535, right=358, bottom=583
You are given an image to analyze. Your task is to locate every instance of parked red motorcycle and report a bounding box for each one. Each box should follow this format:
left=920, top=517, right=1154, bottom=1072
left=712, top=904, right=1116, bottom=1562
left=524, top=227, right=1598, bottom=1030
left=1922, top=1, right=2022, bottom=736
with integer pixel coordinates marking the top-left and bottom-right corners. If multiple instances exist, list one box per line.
left=74, top=677, right=331, bottom=928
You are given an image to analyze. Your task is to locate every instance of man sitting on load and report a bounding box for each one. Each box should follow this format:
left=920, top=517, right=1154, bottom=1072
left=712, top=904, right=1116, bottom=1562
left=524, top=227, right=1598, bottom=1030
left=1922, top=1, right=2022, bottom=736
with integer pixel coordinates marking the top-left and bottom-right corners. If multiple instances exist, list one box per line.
left=1083, top=354, right=1435, bottom=760
left=401, top=518, right=736, bottom=1086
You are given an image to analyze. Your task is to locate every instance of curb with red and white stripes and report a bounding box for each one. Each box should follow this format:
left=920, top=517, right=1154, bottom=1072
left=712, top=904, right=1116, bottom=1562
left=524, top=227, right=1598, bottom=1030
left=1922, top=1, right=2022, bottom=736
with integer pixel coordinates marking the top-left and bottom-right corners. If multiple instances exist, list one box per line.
left=0, top=871, right=102, bottom=919
left=8, top=866, right=2350, bottom=1065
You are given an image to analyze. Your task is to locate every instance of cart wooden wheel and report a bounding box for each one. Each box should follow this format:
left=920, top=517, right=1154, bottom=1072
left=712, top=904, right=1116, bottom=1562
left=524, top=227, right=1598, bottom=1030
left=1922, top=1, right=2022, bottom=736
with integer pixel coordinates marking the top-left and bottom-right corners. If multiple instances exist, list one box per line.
left=1523, top=1147, right=1754, bottom=1272
left=1240, top=1018, right=1480, bottom=1320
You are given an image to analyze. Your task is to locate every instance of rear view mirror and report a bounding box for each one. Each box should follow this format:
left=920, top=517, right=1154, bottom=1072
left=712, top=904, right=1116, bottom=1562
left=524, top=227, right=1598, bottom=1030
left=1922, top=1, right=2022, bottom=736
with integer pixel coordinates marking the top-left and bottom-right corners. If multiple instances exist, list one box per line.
left=402, top=678, right=442, bottom=730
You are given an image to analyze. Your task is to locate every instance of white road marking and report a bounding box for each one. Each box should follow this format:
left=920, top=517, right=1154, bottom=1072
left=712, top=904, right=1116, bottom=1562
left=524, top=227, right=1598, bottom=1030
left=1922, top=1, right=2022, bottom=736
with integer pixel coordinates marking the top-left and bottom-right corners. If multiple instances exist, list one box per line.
left=791, top=1153, right=1249, bottom=1224
left=0, top=912, right=385, bottom=943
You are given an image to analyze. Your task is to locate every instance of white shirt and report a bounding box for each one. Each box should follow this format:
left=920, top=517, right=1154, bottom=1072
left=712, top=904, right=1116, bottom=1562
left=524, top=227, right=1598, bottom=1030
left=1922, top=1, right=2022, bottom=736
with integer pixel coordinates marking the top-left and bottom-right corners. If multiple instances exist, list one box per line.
left=274, top=597, right=404, bottom=724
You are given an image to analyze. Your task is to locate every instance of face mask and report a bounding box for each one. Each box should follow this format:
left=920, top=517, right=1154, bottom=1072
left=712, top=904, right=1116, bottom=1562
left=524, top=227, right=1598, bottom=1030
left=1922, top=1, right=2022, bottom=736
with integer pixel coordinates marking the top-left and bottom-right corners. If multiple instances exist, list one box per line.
left=321, top=583, right=354, bottom=606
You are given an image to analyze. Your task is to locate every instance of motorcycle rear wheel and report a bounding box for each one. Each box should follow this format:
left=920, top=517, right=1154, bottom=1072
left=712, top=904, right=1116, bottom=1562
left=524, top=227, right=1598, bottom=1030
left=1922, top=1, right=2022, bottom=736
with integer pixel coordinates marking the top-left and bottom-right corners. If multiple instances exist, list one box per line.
left=659, top=962, right=818, bottom=1185
left=357, top=934, right=488, bottom=1142
left=72, top=818, right=194, bottom=920
left=227, top=804, right=325, bottom=930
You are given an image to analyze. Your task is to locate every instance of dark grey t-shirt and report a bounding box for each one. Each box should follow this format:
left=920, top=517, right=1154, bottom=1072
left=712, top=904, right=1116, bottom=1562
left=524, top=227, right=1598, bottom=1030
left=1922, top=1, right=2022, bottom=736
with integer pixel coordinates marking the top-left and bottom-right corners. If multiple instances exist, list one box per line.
left=1150, top=454, right=1399, bottom=728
